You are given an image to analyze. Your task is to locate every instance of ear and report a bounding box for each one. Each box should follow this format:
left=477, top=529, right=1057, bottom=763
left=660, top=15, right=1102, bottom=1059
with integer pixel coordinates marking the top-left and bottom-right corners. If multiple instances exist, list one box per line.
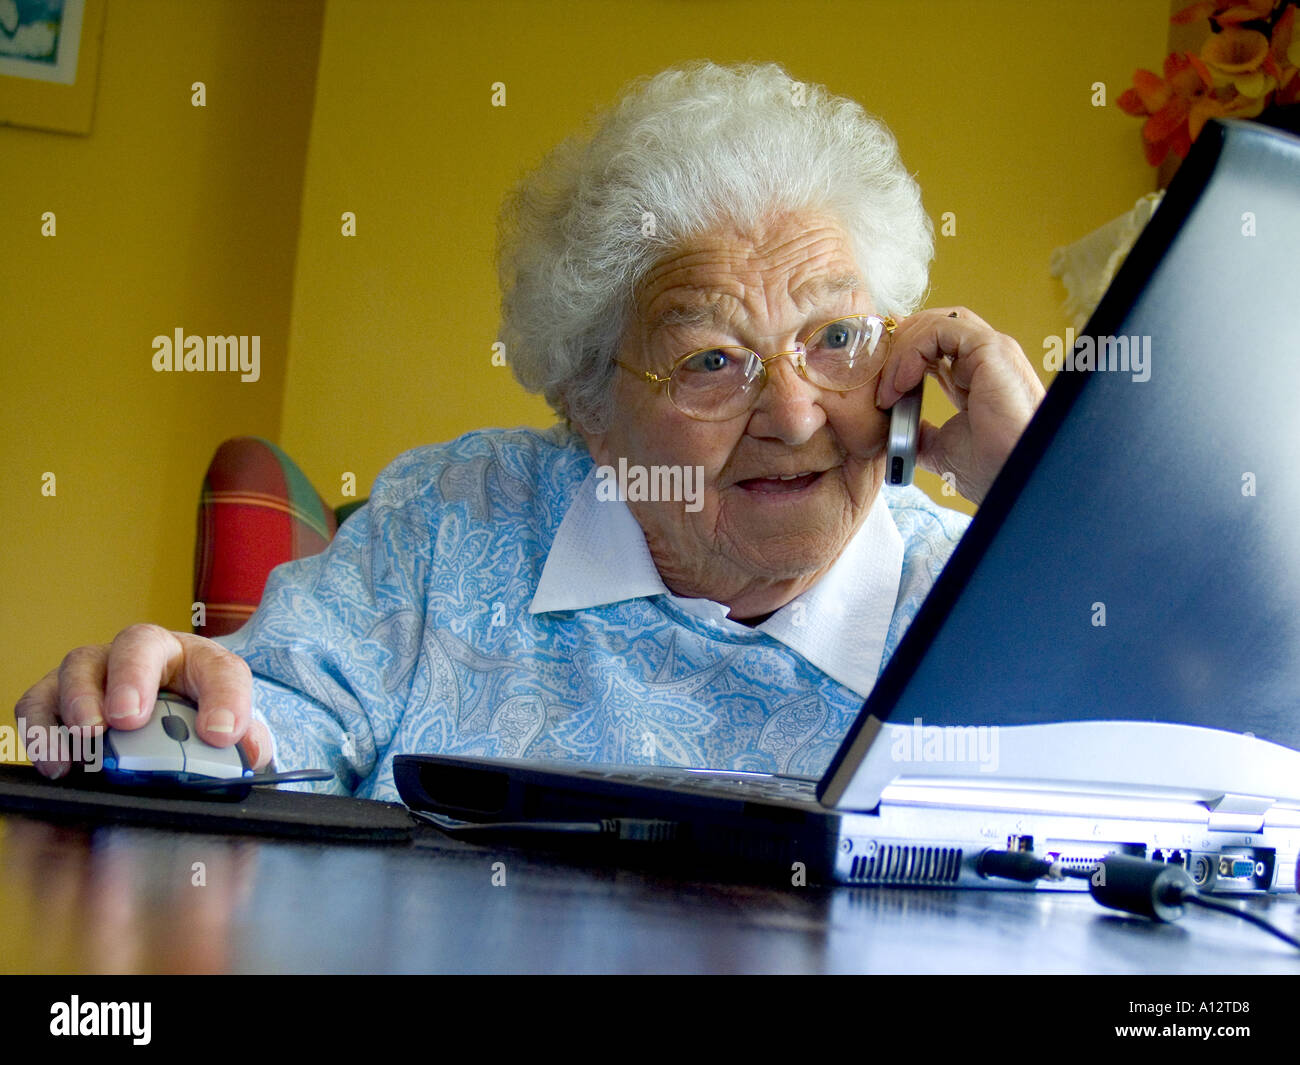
left=563, top=369, right=622, bottom=467
left=572, top=415, right=612, bottom=469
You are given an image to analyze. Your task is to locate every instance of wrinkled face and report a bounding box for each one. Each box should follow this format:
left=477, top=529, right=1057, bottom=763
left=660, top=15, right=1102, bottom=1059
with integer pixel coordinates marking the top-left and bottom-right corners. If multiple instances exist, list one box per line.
left=578, top=211, right=891, bottom=612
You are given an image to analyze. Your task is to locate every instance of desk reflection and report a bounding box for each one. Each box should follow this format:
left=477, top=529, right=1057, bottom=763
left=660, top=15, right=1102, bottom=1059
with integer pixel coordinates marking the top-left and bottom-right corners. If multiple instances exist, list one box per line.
left=3, top=812, right=1297, bottom=973
left=1, top=816, right=258, bottom=973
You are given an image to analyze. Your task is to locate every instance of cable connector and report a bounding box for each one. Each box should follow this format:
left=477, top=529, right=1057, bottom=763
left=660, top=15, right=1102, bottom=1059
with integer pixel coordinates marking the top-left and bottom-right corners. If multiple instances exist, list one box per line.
left=1088, top=853, right=1193, bottom=922
left=976, top=848, right=1061, bottom=883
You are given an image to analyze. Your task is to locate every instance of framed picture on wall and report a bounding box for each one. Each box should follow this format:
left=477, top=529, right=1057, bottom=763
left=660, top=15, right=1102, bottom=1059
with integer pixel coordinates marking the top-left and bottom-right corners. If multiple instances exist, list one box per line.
left=0, top=0, right=105, bottom=134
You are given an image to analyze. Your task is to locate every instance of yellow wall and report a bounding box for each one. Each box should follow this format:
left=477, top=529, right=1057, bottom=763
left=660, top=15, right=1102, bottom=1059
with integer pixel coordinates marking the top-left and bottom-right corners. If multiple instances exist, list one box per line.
left=0, top=0, right=324, bottom=711
left=2, top=0, right=1168, bottom=714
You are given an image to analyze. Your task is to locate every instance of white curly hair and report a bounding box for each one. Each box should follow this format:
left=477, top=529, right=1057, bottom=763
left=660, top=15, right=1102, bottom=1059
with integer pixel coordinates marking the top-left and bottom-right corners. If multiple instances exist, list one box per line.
left=497, top=60, right=933, bottom=432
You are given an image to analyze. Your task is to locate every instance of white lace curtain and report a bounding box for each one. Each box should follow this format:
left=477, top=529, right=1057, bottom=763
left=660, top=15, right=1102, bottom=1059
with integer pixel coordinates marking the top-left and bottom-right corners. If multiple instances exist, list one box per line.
left=1049, top=191, right=1164, bottom=332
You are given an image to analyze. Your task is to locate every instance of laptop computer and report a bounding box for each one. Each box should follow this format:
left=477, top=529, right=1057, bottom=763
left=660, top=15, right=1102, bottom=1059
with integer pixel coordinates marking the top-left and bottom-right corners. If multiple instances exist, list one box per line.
left=394, top=117, right=1300, bottom=893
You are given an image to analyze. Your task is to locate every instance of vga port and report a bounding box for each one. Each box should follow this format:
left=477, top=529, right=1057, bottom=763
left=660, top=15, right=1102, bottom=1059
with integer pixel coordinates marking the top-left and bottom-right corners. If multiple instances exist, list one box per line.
left=1219, top=855, right=1261, bottom=879
left=1204, top=848, right=1274, bottom=892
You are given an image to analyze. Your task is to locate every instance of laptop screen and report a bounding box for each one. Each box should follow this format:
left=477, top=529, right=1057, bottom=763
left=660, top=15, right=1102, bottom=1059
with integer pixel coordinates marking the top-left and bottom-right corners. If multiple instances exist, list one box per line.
left=846, top=118, right=1300, bottom=757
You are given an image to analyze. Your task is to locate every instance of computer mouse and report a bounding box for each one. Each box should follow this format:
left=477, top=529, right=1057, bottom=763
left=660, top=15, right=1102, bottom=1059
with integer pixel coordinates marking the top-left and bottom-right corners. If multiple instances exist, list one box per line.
left=101, top=692, right=252, bottom=793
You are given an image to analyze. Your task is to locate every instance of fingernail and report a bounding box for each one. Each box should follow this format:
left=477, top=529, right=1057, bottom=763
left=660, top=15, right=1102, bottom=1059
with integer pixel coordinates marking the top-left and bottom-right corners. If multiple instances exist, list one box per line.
left=105, top=686, right=141, bottom=722
left=207, top=709, right=235, bottom=734
left=69, top=694, right=103, bottom=728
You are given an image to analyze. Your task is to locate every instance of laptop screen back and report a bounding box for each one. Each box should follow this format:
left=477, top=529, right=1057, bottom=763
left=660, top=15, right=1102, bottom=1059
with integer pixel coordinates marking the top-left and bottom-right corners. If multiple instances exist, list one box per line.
left=849, top=119, right=1300, bottom=754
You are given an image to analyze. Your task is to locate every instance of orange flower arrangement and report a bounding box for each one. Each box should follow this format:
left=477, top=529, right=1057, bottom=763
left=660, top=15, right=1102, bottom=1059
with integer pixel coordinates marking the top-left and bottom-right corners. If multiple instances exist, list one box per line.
left=1118, top=1, right=1300, bottom=165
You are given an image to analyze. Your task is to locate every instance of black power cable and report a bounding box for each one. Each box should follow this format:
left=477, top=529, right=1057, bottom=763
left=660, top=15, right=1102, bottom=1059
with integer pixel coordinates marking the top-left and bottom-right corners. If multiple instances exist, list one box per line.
left=976, top=849, right=1300, bottom=951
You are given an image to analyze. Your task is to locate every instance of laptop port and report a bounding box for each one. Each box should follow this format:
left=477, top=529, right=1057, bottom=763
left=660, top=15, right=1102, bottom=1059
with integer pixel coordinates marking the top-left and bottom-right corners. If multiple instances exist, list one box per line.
left=1211, top=848, right=1273, bottom=890
left=1191, top=855, right=1213, bottom=886
left=1150, top=848, right=1188, bottom=867
left=1006, top=834, right=1033, bottom=852
left=1219, top=855, right=1254, bottom=879
left=1043, top=840, right=1144, bottom=876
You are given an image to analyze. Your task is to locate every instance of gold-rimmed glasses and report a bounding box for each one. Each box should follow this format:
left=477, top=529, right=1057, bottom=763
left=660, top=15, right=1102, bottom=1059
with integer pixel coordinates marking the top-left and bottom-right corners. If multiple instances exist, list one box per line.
left=615, top=314, right=896, bottom=422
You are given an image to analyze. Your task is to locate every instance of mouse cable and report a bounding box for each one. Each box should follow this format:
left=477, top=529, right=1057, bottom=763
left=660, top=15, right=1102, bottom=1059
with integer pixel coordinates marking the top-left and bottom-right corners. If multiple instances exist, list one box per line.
left=975, top=849, right=1300, bottom=951
left=176, top=768, right=337, bottom=791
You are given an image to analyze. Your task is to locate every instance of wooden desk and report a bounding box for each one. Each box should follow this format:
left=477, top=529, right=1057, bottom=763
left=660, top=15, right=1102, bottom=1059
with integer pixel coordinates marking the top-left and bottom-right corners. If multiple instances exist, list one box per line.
left=3, top=810, right=1298, bottom=975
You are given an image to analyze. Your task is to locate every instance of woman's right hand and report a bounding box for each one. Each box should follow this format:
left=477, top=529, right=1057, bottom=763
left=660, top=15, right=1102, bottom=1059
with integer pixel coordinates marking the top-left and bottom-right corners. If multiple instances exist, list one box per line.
left=13, top=624, right=271, bottom=779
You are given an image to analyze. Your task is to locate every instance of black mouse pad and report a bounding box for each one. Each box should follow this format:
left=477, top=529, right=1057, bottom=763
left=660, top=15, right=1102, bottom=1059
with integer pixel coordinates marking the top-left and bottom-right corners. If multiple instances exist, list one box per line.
left=0, top=764, right=414, bottom=843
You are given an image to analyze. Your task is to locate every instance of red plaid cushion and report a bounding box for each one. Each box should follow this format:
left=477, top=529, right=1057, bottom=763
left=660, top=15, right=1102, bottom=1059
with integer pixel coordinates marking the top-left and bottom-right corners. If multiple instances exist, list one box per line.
left=193, top=437, right=338, bottom=637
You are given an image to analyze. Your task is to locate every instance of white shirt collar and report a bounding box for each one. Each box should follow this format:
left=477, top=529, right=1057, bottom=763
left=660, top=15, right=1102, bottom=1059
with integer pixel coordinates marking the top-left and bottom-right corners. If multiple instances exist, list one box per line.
left=530, top=467, right=904, bottom=698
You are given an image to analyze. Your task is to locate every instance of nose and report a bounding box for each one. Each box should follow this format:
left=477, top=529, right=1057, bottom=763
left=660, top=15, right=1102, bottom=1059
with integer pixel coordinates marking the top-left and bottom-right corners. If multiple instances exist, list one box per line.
left=747, top=350, right=827, bottom=444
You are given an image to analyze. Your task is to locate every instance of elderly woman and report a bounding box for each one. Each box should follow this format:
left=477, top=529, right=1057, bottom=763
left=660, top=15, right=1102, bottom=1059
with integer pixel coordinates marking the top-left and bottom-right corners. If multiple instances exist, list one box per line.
left=17, top=62, right=1042, bottom=799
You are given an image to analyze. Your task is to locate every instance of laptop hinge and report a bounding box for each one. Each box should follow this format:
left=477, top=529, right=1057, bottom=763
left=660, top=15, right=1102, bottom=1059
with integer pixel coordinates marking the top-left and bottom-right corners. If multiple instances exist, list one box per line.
left=1206, top=793, right=1272, bottom=833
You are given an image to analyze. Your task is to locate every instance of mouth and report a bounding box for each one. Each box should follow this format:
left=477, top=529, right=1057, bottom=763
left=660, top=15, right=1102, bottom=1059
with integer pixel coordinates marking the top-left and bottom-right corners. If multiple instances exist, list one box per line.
left=734, top=470, right=825, bottom=494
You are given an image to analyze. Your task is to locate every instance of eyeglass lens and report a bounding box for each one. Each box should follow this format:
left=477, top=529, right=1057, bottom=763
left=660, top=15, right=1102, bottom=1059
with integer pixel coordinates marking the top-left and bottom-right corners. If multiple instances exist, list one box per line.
left=669, top=316, right=888, bottom=419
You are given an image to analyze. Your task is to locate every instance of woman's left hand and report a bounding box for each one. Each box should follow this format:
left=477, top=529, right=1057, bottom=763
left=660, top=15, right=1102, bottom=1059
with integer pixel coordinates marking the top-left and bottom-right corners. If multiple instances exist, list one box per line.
left=875, top=307, right=1046, bottom=504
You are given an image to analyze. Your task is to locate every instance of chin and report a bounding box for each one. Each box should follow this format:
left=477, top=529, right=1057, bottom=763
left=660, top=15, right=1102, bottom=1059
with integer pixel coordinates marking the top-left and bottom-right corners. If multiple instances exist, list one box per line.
left=727, top=533, right=847, bottom=583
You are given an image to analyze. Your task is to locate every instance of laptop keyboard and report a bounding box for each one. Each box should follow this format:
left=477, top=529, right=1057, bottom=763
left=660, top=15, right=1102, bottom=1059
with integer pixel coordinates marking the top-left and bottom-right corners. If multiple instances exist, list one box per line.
left=571, top=767, right=823, bottom=805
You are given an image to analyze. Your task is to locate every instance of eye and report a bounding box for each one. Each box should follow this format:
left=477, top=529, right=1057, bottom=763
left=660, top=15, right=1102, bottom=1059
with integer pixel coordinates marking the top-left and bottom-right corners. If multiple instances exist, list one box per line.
left=815, top=320, right=860, bottom=352
left=681, top=348, right=736, bottom=374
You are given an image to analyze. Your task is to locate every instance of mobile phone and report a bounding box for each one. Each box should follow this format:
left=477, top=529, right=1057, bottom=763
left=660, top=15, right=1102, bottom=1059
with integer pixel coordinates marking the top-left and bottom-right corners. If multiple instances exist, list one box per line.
left=886, top=383, right=922, bottom=486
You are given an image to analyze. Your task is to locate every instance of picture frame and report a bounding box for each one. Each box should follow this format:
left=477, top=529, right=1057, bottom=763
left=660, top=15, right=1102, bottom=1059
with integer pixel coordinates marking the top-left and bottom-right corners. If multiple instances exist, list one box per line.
left=0, top=0, right=106, bottom=135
